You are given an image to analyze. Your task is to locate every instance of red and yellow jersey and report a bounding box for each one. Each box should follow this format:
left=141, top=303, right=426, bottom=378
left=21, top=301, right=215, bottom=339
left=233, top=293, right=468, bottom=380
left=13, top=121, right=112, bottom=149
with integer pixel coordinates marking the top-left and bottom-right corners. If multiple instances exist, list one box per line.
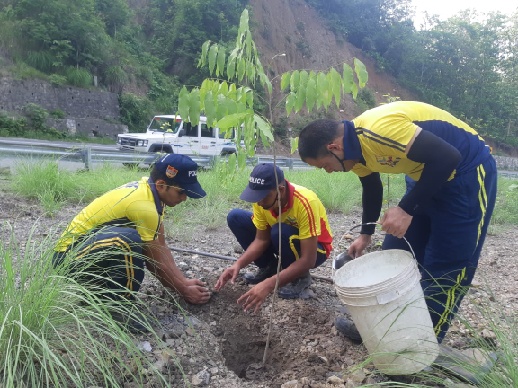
left=349, top=101, right=491, bottom=180
left=252, top=181, right=333, bottom=257
left=55, top=177, right=163, bottom=252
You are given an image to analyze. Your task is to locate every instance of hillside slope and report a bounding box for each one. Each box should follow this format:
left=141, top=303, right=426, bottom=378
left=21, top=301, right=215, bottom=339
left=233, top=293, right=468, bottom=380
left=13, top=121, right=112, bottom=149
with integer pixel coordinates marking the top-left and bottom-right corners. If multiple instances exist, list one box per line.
left=249, top=0, right=416, bottom=122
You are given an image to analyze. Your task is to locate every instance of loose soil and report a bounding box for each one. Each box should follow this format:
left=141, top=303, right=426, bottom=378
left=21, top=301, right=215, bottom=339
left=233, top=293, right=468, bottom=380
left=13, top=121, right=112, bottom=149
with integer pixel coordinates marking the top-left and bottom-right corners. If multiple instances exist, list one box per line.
left=1, top=189, right=517, bottom=388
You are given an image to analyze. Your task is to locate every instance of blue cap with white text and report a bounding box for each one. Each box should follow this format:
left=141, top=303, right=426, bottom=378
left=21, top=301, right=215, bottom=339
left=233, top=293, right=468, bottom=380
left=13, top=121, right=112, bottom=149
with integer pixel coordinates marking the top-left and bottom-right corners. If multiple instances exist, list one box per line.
left=152, top=154, right=206, bottom=198
left=240, top=163, right=284, bottom=203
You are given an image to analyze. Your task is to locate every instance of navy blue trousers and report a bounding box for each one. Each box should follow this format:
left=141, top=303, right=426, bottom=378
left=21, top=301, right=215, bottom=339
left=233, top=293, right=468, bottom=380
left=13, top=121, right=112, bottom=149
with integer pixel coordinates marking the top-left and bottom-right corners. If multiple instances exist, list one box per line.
left=227, top=209, right=327, bottom=270
left=53, top=226, right=146, bottom=299
left=382, top=157, right=497, bottom=342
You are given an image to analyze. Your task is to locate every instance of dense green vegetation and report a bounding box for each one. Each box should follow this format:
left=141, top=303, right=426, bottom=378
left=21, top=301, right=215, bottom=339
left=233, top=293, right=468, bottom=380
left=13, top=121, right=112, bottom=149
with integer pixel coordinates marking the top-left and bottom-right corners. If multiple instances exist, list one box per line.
left=0, top=0, right=247, bottom=131
left=307, top=0, right=518, bottom=148
left=0, top=0, right=516, bottom=149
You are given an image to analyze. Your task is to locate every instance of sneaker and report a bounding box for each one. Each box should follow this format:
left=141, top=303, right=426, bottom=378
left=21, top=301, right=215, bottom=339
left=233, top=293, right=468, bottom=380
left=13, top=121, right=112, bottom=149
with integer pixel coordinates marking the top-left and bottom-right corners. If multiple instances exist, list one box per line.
left=278, top=272, right=312, bottom=299
left=243, top=264, right=277, bottom=284
left=111, top=310, right=149, bottom=334
left=335, top=316, right=362, bottom=342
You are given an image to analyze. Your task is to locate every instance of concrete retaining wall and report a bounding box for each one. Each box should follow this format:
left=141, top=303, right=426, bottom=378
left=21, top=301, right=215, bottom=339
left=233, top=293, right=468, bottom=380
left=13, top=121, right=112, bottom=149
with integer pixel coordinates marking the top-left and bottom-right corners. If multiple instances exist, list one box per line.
left=0, top=78, right=127, bottom=138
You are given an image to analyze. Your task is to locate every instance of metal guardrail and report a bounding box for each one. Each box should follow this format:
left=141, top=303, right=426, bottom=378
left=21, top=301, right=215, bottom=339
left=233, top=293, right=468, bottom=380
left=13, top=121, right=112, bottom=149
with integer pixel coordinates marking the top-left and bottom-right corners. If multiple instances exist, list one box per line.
left=1, top=140, right=517, bottom=177
left=0, top=141, right=311, bottom=170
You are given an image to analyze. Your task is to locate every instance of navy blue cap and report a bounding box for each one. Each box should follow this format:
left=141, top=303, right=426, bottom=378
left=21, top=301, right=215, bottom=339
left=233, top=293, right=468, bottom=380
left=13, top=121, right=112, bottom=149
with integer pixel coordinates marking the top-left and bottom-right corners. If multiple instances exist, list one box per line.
left=240, top=163, right=284, bottom=203
left=152, top=154, right=206, bottom=198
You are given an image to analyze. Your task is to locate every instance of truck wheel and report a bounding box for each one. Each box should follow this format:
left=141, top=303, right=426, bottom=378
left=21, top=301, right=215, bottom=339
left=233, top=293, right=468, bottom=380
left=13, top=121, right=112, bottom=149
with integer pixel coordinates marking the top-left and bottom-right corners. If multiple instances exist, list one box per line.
left=220, top=148, right=237, bottom=156
left=148, top=144, right=173, bottom=153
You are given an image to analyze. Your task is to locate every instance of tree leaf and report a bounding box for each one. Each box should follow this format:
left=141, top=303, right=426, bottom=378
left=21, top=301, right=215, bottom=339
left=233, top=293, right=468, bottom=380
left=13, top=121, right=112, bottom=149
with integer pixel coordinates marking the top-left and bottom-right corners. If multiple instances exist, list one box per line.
left=281, top=71, right=291, bottom=91
left=351, top=82, right=358, bottom=100
left=237, top=151, right=247, bottom=169
left=317, top=71, right=329, bottom=110
left=294, top=71, right=307, bottom=113
left=342, top=64, right=354, bottom=94
left=306, top=75, right=317, bottom=112
left=216, top=112, right=248, bottom=130
left=237, top=58, right=245, bottom=82
left=255, top=114, right=273, bottom=147
left=216, top=94, right=228, bottom=120
left=227, top=50, right=237, bottom=80
left=204, top=91, right=216, bottom=126
left=199, top=40, right=211, bottom=68
left=285, top=92, right=296, bottom=116
left=290, top=70, right=300, bottom=93
left=246, top=61, right=256, bottom=83
left=177, top=86, right=190, bottom=120
left=227, top=152, right=237, bottom=173
left=290, top=137, right=299, bottom=155
left=354, top=58, right=368, bottom=88
left=189, top=88, right=201, bottom=125
left=208, top=44, right=218, bottom=75
left=216, top=46, right=226, bottom=77
left=259, top=72, right=272, bottom=95
left=329, top=68, right=342, bottom=109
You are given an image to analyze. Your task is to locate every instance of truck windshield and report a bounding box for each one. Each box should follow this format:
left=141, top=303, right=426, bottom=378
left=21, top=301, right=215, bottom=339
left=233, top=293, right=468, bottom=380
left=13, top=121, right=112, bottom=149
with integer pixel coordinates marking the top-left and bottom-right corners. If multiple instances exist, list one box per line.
left=149, top=117, right=181, bottom=133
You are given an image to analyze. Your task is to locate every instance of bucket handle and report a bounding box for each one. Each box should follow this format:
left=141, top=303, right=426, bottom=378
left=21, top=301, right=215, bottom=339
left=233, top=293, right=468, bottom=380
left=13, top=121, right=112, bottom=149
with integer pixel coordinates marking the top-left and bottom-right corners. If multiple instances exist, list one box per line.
left=348, top=222, right=417, bottom=260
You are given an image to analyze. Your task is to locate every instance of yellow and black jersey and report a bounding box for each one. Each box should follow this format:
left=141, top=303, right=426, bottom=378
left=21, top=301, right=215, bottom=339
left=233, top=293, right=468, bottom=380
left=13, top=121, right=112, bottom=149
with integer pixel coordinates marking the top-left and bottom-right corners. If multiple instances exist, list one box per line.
left=347, top=101, right=491, bottom=180
left=252, top=181, right=333, bottom=257
left=55, top=177, right=164, bottom=252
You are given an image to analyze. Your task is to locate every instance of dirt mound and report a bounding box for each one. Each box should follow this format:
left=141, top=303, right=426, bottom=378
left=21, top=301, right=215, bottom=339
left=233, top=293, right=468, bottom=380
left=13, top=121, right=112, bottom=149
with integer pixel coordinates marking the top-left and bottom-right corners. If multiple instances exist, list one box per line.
left=249, top=0, right=417, bottom=124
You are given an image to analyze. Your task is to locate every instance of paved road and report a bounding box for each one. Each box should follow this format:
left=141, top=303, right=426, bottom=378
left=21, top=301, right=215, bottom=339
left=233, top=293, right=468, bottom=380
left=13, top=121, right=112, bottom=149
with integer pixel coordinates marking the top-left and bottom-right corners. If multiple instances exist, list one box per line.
left=0, top=137, right=121, bottom=171
left=0, top=136, right=118, bottom=151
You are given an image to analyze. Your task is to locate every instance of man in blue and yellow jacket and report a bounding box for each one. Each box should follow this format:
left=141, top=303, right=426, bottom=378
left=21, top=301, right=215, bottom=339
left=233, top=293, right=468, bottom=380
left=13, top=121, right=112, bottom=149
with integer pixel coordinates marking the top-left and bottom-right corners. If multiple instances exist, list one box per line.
left=299, top=101, right=497, bottom=343
left=54, top=154, right=211, bottom=331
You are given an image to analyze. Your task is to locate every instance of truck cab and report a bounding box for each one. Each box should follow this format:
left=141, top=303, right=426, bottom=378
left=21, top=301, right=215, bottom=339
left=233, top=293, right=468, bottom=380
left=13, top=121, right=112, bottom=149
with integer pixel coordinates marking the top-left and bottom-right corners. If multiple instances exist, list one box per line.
left=117, top=115, right=238, bottom=156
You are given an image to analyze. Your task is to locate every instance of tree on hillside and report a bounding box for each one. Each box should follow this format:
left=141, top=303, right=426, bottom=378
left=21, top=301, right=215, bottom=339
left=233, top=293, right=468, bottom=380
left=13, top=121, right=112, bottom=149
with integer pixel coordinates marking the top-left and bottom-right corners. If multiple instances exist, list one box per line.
left=411, top=12, right=516, bottom=141
left=142, top=0, right=247, bottom=86
left=6, top=0, right=110, bottom=71
left=177, top=9, right=368, bottom=168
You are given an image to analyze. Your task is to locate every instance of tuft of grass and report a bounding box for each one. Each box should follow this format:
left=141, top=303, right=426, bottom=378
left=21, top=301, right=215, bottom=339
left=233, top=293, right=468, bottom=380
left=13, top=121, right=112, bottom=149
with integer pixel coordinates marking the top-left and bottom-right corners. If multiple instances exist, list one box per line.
left=10, top=160, right=144, bottom=214
left=0, top=224, right=186, bottom=387
left=491, top=179, right=518, bottom=227
left=444, top=285, right=518, bottom=387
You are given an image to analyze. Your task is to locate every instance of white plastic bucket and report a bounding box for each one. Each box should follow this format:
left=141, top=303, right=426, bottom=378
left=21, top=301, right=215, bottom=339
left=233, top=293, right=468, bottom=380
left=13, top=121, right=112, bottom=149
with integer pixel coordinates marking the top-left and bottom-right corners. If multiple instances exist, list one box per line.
left=334, top=249, right=439, bottom=375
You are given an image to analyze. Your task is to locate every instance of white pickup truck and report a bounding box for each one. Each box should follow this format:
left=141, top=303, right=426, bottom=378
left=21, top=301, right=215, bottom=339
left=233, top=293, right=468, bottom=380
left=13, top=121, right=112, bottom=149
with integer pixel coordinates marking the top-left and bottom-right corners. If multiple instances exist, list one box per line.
left=116, top=115, right=239, bottom=156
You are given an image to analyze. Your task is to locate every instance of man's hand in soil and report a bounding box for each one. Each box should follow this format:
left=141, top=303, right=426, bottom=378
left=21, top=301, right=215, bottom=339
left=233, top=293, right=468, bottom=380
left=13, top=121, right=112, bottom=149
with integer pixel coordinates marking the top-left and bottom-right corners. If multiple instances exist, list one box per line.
left=181, top=278, right=211, bottom=304
left=237, top=279, right=274, bottom=313
left=214, top=263, right=241, bottom=291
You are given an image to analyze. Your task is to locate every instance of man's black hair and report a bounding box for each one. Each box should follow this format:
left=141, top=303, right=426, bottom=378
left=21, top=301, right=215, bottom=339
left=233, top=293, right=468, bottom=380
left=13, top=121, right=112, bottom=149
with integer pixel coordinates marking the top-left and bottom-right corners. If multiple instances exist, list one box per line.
left=298, top=119, right=342, bottom=160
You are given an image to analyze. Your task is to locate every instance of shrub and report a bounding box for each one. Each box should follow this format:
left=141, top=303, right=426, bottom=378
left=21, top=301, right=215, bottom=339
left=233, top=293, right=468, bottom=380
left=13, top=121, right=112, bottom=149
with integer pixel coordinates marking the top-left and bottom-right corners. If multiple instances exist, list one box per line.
left=24, top=50, right=54, bottom=72
left=49, top=109, right=66, bottom=119
left=119, top=93, right=154, bottom=132
left=22, top=103, right=48, bottom=130
left=48, top=74, right=68, bottom=86
left=65, top=67, right=93, bottom=88
left=0, top=113, right=26, bottom=136
left=357, top=88, right=376, bottom=110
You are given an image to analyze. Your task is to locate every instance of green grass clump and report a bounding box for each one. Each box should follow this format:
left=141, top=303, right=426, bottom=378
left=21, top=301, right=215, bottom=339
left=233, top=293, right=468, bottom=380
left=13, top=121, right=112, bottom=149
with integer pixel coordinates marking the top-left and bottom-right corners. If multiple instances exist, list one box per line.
left=0, top=225, right=173, bottom=387
left=11, top=160, right=144, bottom=215
left=491, top=179, right=518, bottom=226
